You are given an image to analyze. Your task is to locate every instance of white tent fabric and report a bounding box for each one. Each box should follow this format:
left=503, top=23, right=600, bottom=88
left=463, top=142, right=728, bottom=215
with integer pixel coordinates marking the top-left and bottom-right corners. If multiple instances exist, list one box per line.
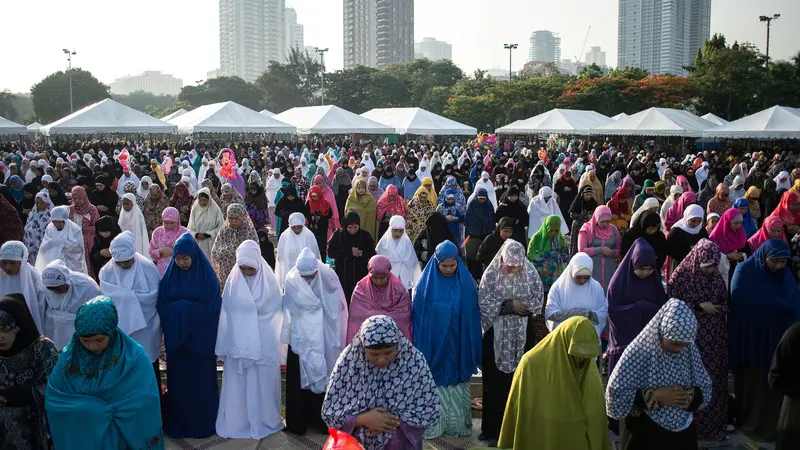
left=700, top=113, right=729, bottom=127
left=703, top=106, right=800, bottom=139
left=259, top=109, right=276, bottom=117
left=272, top=105, right=393, bottom=135
left=611, top=113, right=628, bottom=121
left=593, top=107, right=715, bottom=137
left=41, top=99, right=177, bottom=136
left=0, top=116, right=26, bottom=135
left=26, top=122, right=43, bottom=131
left=167, top=101, right=295, bottom=134
left=360, top=107, right=477, bottom=135
left=495, top=109, right=612, bottom=135
left=160, top=109, right=187, bottom=121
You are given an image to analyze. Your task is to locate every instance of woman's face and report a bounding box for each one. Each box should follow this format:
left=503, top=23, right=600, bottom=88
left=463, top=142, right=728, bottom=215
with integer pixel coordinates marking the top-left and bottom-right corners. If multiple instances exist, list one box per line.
left=35, top=198, right=47, bottom=211
left=346, top=223, right=360, bottom=235
left=446, top=196, right=455, bottom=205
left=99, top=230, right=111, bottom=238
left=707, top=217, right=719, bottom=229
left=356, top=184, right=366, bottom=195
left=368, top=182, right=378, bottom=190
left=48, top=187, right=58, bottom=197
left=680, top=181, right=689, bottom=191
left=737, top=206, right=748, bottom=215
left=311, top=193, right=320, bottom=202
left=365, top=345, right=398, bottom=369
left=438, top=258, right=458, bottom=277
left=228, top=214, right=243, bottom=228
left=547, top=229, right=558, bottom=237
left=0, top=328, right=16, bottom=351
left=645, top=225, right=659, bottom=235
left=688, top=217, right=703, bottom=228
left=790, top=201, right=800, bottom=212
left=633, top=265, right=654, bottom=279
left=314, top=180, right=324, bottom=188
left=370, top=274, right=388, bottom=287
left=766, top=257, right=788, bottom=272
left=597, top=219, right=610, bottom=229
left=163, top=219, right=177, bottom=230
left=583, top=191, right=593, bottom=200
left=699, top=264, right=718, bottom=274
left=79, top=334, right=110, bottom=354
left=199, top=195, right=209, bottom=207
left=729, top=219, right=742, bottom=232
left=239, top=265, right=258, bottom=276
left=122, top=199, right=133, bottom=212
left=573, top=274, right=591, bottom=285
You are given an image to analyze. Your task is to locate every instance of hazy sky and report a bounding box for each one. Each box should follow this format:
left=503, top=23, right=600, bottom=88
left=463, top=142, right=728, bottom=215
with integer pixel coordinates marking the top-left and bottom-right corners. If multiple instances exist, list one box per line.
left=1, top=0, right=798, bottom=93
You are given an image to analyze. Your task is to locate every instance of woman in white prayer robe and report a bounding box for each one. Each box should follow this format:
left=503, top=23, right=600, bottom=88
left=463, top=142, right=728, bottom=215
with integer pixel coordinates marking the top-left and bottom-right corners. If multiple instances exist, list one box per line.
left=98, top=231, right=162, bottom=374
left=469, top=171, right=499, bottom=211
left=275, top=212, right=320, bottom=288
left=40, top=259, right=101, bottom=349
left=35, top=206, right=87, bottom=274
left=282, top=247, right=348, bottom=436
left=545, top=252, right=608, bottom=338
left=118, top=193, right=151, bottom=259
left=215, top=240, right=285, bottom=439
left=188, top=187, right=225, bottom=260
left=527, top=186, right=569, bottom=240
left=375, top=215, right=422, bottom=290
left=0, top=241, right=46, bottom=332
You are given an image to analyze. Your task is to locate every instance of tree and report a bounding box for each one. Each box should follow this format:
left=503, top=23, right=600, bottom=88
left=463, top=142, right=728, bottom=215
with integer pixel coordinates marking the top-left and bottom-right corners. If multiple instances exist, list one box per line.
left=113, top=90, right=177, bottom=115
left=30, top=69, right=110, bottom=123
left=442, top=94, right=501, bottom=132
left=608, top=66, right=649, bottom=80
left=792, top=51, right=800, bottom=78
left=382, top=58, right=464, bottom=110
left=255, top=49, right=322, bottom=112
left=621, top=75, right=694, bottom=109
left=0, top=91, right=18, bottom=121
left=177, top=76, right=262, bottom=111
left=557, top=76, right=638, bottom=116
left=579, top=64, right=605, bottom=80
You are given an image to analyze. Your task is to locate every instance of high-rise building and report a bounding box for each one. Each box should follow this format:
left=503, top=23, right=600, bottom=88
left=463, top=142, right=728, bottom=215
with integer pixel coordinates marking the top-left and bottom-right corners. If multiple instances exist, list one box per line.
left=618, top=0, right=711, bottom=75
left=343, top=0, right=414, bottom=69
left=109, top=71, right=183, bottom=96
left=414, top=37, right=452, bottom=61
left=284, top=7, right=305, bottom=61
left=528, top=30, right=561, bottom=63
left=219, top=0, right=285, bottom=83
left=584, top=46, right=607, bottom=67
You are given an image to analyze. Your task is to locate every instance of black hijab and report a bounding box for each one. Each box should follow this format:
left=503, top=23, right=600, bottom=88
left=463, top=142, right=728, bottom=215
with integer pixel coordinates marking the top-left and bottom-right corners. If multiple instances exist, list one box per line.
left=621, top=210, right=667, bottom=271
left=425, top=211, right=457, bottom=254
left=47, top=183, right=69, bottom=207
left=0, top=294, right=42, bottom=358
left=569, top=185, right=598, bottom=219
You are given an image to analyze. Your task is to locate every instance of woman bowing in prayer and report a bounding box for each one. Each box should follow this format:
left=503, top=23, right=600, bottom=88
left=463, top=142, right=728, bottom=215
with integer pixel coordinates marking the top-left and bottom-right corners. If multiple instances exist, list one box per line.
left=187, top=187, right=224, bottom=260
left=117, top=193, right=150, bottom=259
left=41, top=260, right=101, bottom=349
left=769, top=323, right=800, bottom=450
left=148, top=207, right=189, bottom=276
left=734, top=198, right=758, bottom=238
left=322, top=316, right=440, bottom=449
left=620, top=210, right=667, bottom=272
left=545, top=252, right=608, bottom=338
left=607, top=180, right=634, bottom=232
left=345, top=179, right=378, bottom=240
left=89, top=216, right=121, bottom=280
left=464, top=188, right=496, bottom=279
left=282, top=248, right=349, bottom=436
left=0, top=294, right=59, bottom=450
left=436, top=189, right=465, bottom=246
left=304, top=185, right=333, bottom=258
left=665, top=204, right=708, bottom=277
left=0, top=193, right=24, bottom=248
left=498, top=317, right=610, bottom=450
left=730, top=239, right=800, bottom=442
left=211, top=204, right=259, bottom=288
left=274, top=185, right=306, bottom=236
left=527, top=186, right=568, bottom=240
left=347, top=255, right=412, bottom=343
left=405, top=188, right=436, bottom=245
left=606, top=299, right=712, bottom=450
left=36, top=206, right=87, bottom=274
left=752, top=216, right=787, bottom=255
left=46, top=296, right=164, bottom=450
left=578, top=206, right=620, bottom=292
left=215, top=240, right=284, bottom=439
left=527, top=215, right=569, bottom=293
left=23, top=190, right=54, bottom=265
left=0, top=242, right=47, bottom=332
left=170, top=182, right=193, bottom=226
left=708, top=208, right=747, bottom=286
left=158, top=233, right=222, bottom=438
left=478, top=240, right=544, bottom=445
left=328, top=211, right=376, bottom=303
left=68, top=186, right=99, bottom=273
left=667, top=239, right=730, bottom=440
left=706, top=183, right=732, bottom=216
left=412, top=240, right=482, bottom=439
left=606, top=238, right=667, bottom=376
left=275, top=212, right=321, bottom=288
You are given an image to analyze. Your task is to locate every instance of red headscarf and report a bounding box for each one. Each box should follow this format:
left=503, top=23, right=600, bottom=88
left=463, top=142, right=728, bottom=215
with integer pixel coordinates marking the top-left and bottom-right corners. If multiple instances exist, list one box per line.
left=69, top=186, right=97, bottom=216
left=307, top=185, right=331, bottom=215
left=376, top=185, right=406, bottom=220
left=171, top=182, right=191, bottom=207
left=709, top=208, right=747, bottom=254
left=770, top=190, right=800, bottom=226
left=607, top=185, right=631, bottom=217
left=747, top=215, right=787, bottom=253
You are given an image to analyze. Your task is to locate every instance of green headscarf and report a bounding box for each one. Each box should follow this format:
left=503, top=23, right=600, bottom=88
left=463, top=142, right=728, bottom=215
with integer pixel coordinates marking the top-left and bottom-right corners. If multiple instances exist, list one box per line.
left=636, top=179, right=655, bottom=202
left=498, top=317, right=610, bottom=450
left=527, top=215, right=565, bottom=261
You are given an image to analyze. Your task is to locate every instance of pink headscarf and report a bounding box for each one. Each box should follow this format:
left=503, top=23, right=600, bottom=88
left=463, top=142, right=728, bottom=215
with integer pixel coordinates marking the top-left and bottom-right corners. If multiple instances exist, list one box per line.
left=676, top=175, right=694, bottom=193
left=580, top=205, right=614, bottom=241
left=346, top=255, right=413, bottom=343
left=747, top=215, right=787, bottom=252
left=664, top=191, right=697, bottom=231
left=709, top=208, right=747, bottom=254
left=150, top=206, right=189, bottom=275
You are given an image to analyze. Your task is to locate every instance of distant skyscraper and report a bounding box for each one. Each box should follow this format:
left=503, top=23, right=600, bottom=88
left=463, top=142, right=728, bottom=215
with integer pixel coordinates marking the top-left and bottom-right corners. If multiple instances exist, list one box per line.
left=618, top=0, right=711, bottom=75
left=414, top=37, right=452, bottom=61
left=584, top=46, right=607, bottom=67
left=284, top=7, right=305, bottom=61
left=343, top=0, right=414, bottom=69
left=109, top=71, right=183, bottom=96
left=528, top=30, right=561, bottom=63
left=219, top=0, right=286, bottom=83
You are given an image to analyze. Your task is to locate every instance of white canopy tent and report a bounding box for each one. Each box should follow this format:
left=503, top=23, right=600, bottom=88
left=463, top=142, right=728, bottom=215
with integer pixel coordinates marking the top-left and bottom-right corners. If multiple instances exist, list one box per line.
left=703, top=106, right=800, bottom=139
left=700, top=113, right=729, bottom=127
left=26, top=122, right=43, bottom=132
left=41, top=99, right=177, bottom=136
left=273, top=105, right=393, bottom=135
left=495, top=109, right=612, bottom=135
left=167, top=101, right=295, bottom=134
left=360, top=107, right=477, bottom=135
left=611, top=113, right=628, bottom=121
left=161, top=109, right=187, bottom=121
left=259, top=109, right=276, bottom=117
left=0, top=116, right=26, bottom=136
left=593, top=107, right=715, bottom=137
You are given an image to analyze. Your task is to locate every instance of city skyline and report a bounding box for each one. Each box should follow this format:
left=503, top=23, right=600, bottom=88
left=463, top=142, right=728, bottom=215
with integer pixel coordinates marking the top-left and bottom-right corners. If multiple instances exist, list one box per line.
left=1, top=0, right=798, bottom=93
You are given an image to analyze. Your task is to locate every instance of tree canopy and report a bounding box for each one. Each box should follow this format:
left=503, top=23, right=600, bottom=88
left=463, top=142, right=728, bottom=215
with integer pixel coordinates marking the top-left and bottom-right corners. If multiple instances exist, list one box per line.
left=30, top=69, right=110, bottom=123
left=177, top=76, right=261, bottom=111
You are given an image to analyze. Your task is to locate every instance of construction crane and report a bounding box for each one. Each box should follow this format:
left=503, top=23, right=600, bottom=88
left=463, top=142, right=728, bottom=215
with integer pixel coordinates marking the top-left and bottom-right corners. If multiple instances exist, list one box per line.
left=575, top=26, right=592, bottom=63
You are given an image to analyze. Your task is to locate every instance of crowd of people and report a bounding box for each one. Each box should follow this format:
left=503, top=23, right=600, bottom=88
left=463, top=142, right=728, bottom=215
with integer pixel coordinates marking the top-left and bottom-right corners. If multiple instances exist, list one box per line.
left=0, top=137, right=799, bottom=449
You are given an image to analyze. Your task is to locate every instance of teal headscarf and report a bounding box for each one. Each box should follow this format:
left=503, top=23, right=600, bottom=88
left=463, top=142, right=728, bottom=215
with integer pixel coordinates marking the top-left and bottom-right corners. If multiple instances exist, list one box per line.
left=636, top=179, right=655, bottom=203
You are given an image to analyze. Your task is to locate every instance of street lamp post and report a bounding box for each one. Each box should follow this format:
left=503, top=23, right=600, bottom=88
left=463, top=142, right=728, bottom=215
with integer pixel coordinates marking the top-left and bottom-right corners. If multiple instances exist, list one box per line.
left=759, top=14, right=780, bottom=62
left=503, top=44, right=518, bottom=81
left=62, top=49, right=77, bottom=113
left=315, top=47, right=329, bottom=106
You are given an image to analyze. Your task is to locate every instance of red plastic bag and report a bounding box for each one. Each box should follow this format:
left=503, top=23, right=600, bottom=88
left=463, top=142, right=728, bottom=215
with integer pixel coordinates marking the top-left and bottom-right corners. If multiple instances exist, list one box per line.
left=322, top=428, right=365, bottom=450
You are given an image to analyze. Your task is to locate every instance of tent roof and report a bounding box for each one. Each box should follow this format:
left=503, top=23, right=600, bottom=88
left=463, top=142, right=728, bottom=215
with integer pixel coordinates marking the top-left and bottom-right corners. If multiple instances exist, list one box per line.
left=593, top=107, right=714, bottom=137
left=0, top=116, right=27, bottom=136
left=26, top=122, right=42, bottom=130
left=160, top=109, right=187, bottom=121
left=703, top=106, right=800, bottom=139
left=611, top=113, right=628, bottom=120
left=700, top=113, right=729, bottom=127
left=495, top=109, right=612, bottom=134
left=273, top=105, right=393, bottom=135
left=360, top=107, right=477, bottom=135
left=167, top=101, right=295, bottom=134
left=259, top=109, right=276, bottom=117
left=41, top=99, right=177, bottom=136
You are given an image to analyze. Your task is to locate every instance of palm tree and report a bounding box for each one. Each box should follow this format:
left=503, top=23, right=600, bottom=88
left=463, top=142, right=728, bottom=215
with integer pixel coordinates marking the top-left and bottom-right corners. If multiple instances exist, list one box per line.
left=793, top=51, right=800, bottom=78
